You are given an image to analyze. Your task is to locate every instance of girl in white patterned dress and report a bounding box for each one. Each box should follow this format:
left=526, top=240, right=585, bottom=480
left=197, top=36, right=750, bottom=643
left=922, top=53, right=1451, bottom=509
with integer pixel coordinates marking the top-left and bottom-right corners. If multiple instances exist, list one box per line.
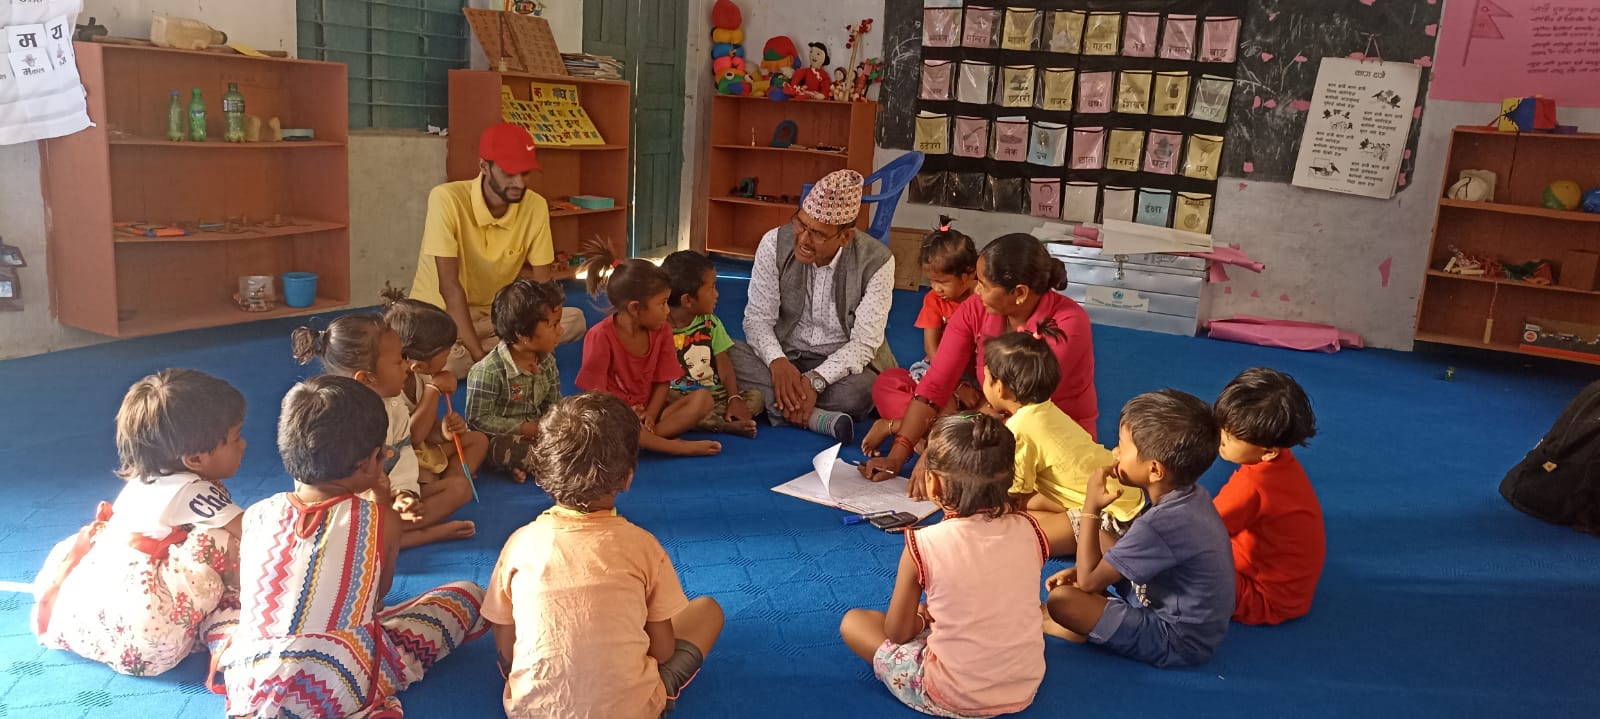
left=32, top=369, right=246, bottom=676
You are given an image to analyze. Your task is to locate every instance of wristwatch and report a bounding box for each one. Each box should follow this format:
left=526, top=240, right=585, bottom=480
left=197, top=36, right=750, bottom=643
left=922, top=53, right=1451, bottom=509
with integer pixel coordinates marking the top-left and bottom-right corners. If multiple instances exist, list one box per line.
left=805, top=370, right=827, bottom=393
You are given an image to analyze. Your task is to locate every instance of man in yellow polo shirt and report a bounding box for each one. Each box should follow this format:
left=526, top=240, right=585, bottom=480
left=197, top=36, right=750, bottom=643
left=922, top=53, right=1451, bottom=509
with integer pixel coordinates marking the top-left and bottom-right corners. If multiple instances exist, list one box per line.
left=410, top=122, right=587, bottom=378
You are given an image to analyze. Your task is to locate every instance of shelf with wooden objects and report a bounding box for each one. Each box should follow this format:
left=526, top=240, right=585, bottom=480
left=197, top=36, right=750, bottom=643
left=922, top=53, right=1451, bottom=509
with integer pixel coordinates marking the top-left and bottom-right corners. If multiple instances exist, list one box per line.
left=1414, top=126, right=1600, bottom=365
left=704, top=94, right=877, bottom=258
left=446, top=69, right=630, bottom=263
left=40, top=42, right=349, bottom=338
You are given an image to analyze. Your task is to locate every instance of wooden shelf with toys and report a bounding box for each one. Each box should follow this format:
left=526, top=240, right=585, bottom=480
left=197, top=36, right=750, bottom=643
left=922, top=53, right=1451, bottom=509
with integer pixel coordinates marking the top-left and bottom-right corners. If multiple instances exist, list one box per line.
left=446, top=68, right=631, bottom=264
left=40, top=42, right=350, bottom=338
left=1414, top=126, right=1600, bottom=365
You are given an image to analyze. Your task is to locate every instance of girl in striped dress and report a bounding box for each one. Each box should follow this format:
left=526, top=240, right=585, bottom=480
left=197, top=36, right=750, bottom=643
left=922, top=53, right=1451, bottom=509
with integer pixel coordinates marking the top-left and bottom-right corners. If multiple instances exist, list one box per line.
left=217, top=376, right=487, bottom=718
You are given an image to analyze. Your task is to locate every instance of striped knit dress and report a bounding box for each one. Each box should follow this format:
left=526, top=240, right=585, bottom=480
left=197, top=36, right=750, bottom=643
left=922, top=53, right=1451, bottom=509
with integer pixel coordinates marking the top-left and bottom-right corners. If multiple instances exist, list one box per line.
left=219, top=493, right=486, bottom=718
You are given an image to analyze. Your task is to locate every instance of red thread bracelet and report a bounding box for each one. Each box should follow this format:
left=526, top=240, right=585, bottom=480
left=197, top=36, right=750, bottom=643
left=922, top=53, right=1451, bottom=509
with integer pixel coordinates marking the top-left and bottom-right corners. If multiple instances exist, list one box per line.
left=893, top=435, right=915, bottom=452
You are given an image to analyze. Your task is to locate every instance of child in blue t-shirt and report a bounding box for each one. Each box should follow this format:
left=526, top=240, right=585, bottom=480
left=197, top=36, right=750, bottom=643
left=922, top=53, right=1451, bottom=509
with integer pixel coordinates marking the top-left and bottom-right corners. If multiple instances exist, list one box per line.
left=662, top=250, right=764, bottom=437
left=1043, top=389, right=1235, bottom=668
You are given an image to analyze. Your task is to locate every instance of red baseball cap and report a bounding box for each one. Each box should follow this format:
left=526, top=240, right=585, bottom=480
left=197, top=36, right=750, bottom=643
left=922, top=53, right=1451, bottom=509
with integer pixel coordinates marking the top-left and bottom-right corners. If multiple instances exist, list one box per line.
left=479, top=122, right=540, bottom=174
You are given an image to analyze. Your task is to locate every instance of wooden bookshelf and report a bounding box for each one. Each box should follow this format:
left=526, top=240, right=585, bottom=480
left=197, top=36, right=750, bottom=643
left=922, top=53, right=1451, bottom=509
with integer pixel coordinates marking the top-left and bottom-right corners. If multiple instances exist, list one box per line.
left=446, top=69, right=629, bottom=260
left=704, top=95, right=877, bottom=258
left=1414, top=127, right=1600, bottom=365
left=40, top=42, right=349, bottom=338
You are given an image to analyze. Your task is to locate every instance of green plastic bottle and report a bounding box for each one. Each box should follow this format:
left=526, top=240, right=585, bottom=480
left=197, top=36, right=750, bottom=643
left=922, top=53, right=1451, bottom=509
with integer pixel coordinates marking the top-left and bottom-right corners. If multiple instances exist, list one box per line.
left=188, top=88, right=207, bottom=142
left=166, top=91, right=183, bottom=141
left=223, top=82, right=245, bottom=142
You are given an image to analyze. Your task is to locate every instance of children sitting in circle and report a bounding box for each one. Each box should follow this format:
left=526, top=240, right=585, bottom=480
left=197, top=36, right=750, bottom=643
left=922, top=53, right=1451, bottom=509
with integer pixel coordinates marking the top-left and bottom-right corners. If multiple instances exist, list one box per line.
left=1212, top=368, right=1325, bottom=626
left=465, top=278, right=568, bottom=481
left=484, top=392, right=723, bottom=719
left=217, top=375, right=486, bottom=717
left=1043, top=390, right=1235, bottom=668
left=577, top=237, right=722, bottom=456
left=840, top=413, right=1048, bottom=718
left=32, top=369, right=245, bottom=676
left=31, top=229, right=1335, bottom=714
left=981, top=328, right=1144, bottom=555
left=292, top=314, right=474, bottom=547
left=662, top=250, right=765, bottom=438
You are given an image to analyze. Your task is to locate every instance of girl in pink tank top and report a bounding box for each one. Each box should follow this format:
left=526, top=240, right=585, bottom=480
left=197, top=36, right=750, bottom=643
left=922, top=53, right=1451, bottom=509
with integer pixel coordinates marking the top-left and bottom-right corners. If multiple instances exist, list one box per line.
left=840, top=414, right=1049, bottom=718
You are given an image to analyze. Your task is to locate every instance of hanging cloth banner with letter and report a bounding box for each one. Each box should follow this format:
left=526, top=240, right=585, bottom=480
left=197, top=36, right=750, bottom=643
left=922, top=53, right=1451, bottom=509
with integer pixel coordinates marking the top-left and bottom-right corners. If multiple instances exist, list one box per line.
left=0, top=1, right=91, bottom=146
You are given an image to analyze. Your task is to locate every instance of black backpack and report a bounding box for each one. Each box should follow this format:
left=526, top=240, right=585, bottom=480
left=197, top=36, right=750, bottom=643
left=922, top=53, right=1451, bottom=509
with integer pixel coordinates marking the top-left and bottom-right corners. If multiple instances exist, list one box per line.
left=1500, top=380, right=1600, bottom=535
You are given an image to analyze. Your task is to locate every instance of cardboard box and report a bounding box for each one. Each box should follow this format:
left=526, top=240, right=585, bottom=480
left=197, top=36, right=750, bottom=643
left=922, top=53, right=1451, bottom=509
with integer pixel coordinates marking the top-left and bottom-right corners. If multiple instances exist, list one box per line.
left=1521, top=317, right=1600, bottom=360
left=887, top=227, right=926, bottom=291
left=1559, top=250, right=1599, bottom=291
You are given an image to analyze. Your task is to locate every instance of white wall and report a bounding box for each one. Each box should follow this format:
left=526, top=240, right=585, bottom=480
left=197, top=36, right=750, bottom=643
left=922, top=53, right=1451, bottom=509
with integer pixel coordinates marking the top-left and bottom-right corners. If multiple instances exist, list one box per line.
left=79, top=0, right=295, bottom=53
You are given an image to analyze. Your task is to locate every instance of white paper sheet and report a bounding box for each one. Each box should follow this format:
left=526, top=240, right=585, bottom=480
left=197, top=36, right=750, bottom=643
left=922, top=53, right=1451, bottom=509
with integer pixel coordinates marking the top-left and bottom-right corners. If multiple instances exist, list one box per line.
left=772, top=444, right=942, bottom=520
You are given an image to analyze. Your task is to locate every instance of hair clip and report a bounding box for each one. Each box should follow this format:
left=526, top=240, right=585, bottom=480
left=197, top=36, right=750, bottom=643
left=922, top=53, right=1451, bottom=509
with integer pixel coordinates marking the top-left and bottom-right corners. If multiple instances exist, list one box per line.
left=612, top=258, right=624, bottom=269
left=937, top=223, right=951, bottom=232
left=1031, top=331, right=1042, bottom=340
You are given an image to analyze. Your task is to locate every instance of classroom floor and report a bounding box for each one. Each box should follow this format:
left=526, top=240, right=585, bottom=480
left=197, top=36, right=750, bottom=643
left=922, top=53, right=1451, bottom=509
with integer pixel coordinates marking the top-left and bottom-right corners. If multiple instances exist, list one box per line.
left=1, top=276, right=1597, bottom=718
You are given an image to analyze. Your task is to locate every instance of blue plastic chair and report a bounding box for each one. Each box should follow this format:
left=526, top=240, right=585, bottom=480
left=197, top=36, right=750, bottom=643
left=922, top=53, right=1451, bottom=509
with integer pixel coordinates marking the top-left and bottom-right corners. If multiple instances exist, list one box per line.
left=800, top=151, right=926, bottom=243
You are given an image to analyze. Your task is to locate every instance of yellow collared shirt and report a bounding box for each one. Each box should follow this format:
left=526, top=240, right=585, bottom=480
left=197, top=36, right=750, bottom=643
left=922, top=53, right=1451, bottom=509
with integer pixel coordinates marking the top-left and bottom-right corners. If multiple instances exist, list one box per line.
left=1006, top=401, right=1146, bottom=521
left=409, top=176, right=555, bottom=311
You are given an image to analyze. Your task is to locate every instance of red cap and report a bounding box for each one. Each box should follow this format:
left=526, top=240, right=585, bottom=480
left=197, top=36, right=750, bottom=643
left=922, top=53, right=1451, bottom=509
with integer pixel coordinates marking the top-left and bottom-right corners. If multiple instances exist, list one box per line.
left=479, top=122, right=540, bottom=174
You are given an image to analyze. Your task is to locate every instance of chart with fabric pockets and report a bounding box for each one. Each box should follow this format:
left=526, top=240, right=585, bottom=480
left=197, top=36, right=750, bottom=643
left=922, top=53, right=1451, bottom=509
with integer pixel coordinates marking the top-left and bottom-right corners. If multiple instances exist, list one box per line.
left=909, top=0, right=1247, bottom=233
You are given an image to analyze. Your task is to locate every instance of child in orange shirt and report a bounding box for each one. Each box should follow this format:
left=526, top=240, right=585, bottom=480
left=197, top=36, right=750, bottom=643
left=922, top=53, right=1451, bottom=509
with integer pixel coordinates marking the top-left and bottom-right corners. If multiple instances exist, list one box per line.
left=484, top=392, right=724, bottom=718
left=1213, top=368, right=1324, bottom=625
left=577, top=239, right=721, bottom=456
left=863, top=216, right=981, bottom=455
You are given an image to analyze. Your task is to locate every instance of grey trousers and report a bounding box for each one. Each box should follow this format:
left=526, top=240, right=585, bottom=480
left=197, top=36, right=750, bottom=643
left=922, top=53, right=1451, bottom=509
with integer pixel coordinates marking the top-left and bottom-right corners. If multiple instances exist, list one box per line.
left=728, top=341, right=877, bottom=421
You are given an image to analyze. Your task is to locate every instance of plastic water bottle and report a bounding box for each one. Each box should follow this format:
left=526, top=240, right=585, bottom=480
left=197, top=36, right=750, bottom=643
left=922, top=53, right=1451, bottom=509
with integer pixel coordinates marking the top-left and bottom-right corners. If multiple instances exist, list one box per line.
left=223, top=82, right=245, bottom=142
left=166, top=90, right=183, bottom=141
left=188, top=88, right=207, bottom=141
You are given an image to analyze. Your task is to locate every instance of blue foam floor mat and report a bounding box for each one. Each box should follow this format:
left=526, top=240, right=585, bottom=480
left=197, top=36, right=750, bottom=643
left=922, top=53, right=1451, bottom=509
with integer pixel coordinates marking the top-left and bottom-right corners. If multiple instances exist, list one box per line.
left=1, top=277, right=1597, bottom=718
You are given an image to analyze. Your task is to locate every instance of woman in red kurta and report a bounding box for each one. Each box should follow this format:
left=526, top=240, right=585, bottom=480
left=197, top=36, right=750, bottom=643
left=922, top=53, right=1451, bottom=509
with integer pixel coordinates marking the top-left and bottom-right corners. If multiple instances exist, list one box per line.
left=861, top=234, right=1098, bottom=480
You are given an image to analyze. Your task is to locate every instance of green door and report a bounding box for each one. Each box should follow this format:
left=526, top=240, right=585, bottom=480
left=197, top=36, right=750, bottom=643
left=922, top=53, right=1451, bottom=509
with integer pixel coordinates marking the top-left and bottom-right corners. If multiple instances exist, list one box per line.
left=584, top=0, right=687, bottom=257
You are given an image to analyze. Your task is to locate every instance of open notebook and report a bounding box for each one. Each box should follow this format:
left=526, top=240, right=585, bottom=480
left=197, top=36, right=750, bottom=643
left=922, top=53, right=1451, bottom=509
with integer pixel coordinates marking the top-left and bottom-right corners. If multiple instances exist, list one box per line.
left=771, top=444, right=942, bottom=521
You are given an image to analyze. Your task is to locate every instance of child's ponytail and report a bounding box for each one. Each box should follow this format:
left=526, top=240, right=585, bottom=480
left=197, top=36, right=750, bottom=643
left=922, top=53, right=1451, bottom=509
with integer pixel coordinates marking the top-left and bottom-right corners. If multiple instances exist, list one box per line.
left=923, top=413, right=1017, bottom=519
left=291, top=313, right=388, bottom=377
left=920, top=215, right=977, bottom=276
left=580, top=235, right=619, bottom=300
left=983, top=326, right=1063, bottom=406
left=579, top=235, right=671, bottom=313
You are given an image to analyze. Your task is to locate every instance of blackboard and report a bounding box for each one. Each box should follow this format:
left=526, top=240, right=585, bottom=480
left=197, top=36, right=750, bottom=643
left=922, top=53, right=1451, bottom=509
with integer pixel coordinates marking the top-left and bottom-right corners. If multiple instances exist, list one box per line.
left=1225, top=0, right=1441, bottom=186
left=876, top=0, right=1442, bottom=191
left=877, top=0, right=923, bottom=150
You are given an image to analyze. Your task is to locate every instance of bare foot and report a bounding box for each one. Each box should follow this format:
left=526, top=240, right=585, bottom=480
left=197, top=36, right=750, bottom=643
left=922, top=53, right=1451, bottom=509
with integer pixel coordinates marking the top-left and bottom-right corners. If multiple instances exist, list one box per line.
left=724, top=419, right=758, bottom=438
left=860, top=418, right=898, bottom=456
left=401, top=520, right=477, bottom=549
left=669, top=439, right=722, bottom=456
left=511, top=468, right=529, bottom=483
left=1041, top=604, right=1086, bottom=643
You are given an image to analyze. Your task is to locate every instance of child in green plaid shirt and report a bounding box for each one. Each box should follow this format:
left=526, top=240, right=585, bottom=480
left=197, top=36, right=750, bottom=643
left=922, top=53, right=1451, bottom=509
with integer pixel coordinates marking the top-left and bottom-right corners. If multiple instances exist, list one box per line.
left=465, top=280, right=566, bottom=481
left=662, top=251, right=764, bottom=438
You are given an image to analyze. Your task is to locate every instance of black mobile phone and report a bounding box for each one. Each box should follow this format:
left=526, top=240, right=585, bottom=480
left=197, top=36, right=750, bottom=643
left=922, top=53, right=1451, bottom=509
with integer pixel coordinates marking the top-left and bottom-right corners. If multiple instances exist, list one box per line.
left=869, top=512, right=919, bottom=532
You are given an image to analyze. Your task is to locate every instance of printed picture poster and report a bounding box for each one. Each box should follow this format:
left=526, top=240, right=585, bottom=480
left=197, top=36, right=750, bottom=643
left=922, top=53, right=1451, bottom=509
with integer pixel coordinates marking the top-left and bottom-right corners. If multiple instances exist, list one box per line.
left=1292, top=58, right=1422, bottom=199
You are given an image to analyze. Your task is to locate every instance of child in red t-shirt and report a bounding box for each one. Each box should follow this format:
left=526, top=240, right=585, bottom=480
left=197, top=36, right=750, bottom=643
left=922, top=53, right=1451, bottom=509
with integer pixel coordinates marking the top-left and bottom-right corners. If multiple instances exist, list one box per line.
left=862, top=217, right=981, bottom=454
left=576, top=238, right=722, bottom=457
left=1212, top=368, right=1324, bottom=625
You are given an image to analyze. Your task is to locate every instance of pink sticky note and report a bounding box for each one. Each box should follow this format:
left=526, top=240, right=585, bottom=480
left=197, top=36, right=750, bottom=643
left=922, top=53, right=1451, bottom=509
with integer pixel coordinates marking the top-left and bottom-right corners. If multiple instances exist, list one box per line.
left=1378, top=257, right=1393, bottom=287
left=1403, top=149, right=1412, bottom=159
left=1238, top=182, right=1248, bottom=190
left=1415, top=55, right=1433, bottom=68
left=1265, top=99, right=1278, bottom=109
left=1224, top=286, right=1234, bottom=294
left=1399, top=172, right=1409, bottom=187
left=1348, top=52, right=1367, bottom=60
left=1279, top=293, right=1291, bottom=302
left=1243, top=161, right=1255, bottom=173
left=1268, top=11, right=1279, bottom=20
left=1425, top=24, right=1438, bottom=36
left=1293, top=54, right=1307, bottom=63
left=1360, top=0, right=1375, bottom=5
left=1252, top=95, right=1262, bottom=108
left=1260, top=51, right=1274, bottom=61
left=1250, top=290, right=1261, bottom=298
left=1290, top=99, right=1311, bottom=111
left=1413, top=106, right=1423, bottom=119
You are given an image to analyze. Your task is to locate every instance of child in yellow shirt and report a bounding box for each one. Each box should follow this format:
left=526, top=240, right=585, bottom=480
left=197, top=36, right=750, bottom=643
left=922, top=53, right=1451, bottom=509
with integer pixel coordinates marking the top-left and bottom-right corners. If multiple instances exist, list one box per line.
left=981, top=328, right=1144, bottom=555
